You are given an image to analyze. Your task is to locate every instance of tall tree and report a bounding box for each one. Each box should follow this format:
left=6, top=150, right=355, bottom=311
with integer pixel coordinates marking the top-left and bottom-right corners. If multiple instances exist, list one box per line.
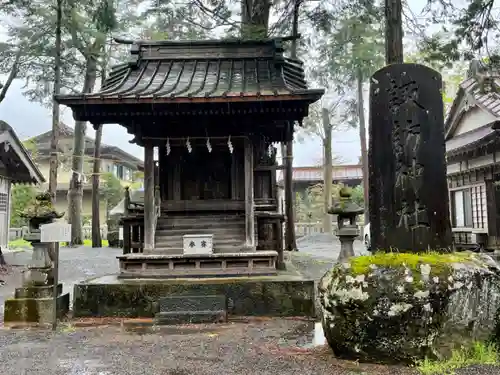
left=65, top=0, right=117, bottom=245
left=49, top=0, right=63, bottom=201
left=302, top=97, right=350, bottom=233
left=309, top=2, right=384, bottom=223
left=385, top=0, right=403, bottom=64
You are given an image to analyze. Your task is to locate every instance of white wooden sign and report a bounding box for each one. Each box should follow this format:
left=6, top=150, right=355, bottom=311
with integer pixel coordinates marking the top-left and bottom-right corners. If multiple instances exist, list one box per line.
left=183, top=234, right=213, bottom=255
left=41, top=223, right=71, bottom=243
left=119, top=227, right=123, bottom=240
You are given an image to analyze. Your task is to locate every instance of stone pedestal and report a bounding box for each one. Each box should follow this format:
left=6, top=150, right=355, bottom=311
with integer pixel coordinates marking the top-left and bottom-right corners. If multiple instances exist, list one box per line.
left=4, top=283, right=69, bottom=323
left=337, top=226, right=359, bottom=262
left=3, top=235, right=69, bottom=324
left=22, top=241, right=53, bottom=286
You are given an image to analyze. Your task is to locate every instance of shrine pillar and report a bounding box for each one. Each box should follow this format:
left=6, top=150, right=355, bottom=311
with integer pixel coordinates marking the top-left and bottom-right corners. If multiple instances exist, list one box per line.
left=244, top=137, right=255, bottom=249
left=144, top=142, right=155, bottom=251
left=284, top=122, right=297, bottom=251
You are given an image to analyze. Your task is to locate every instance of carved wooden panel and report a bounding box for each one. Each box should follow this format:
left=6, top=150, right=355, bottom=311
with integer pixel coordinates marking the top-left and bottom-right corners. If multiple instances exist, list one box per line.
left=369, top=63, right=452, bottom=252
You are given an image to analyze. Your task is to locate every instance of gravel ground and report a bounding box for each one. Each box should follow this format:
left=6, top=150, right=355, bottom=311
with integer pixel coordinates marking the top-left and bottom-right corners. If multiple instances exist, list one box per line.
left=0, top=318, right=415, bottom=375
left=0, top=237, right=498, bottom=375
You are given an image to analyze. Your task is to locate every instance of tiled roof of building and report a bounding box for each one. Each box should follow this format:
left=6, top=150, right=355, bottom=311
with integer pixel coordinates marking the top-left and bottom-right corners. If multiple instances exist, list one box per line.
left=55, top=38, right=324, bottom=105
left=30, top=123, right=144, bottom=167
left=0, top=120, right=45, bottom=184
left=446, top=124, right=497, bottom=154
left=445, top=60, right=500, bottom=137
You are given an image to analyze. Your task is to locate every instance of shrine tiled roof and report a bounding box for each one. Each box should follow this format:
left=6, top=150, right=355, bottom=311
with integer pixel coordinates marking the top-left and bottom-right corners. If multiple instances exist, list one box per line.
left=55, top=38, right=324, bottom=105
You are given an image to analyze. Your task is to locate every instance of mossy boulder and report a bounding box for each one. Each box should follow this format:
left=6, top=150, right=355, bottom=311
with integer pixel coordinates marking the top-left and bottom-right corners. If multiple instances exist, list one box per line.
left=318, top=251, right=500, bottom=363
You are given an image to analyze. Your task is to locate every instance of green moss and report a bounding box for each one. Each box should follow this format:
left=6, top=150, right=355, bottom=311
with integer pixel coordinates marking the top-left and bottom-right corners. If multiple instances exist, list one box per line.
left=416, top=341, right=499, bottom=374
left=349, top=251, right=474, bottom=276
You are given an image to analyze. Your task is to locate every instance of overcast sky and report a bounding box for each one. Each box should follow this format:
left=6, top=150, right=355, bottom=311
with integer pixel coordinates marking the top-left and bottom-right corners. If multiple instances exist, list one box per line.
left=0, top=0, right=434, bottom=166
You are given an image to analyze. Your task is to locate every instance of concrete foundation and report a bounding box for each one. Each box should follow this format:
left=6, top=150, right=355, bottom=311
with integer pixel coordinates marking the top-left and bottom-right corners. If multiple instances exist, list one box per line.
left=72, top=269, right=315, bottom=318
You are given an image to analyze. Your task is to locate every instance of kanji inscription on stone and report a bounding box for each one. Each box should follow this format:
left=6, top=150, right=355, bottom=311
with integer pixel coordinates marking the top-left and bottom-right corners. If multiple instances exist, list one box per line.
left=368, top=63, right=452, bottom=253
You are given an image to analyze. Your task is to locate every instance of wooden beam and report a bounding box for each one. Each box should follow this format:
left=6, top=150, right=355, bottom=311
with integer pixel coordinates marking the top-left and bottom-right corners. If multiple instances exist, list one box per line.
left=143, top=143, right=155, bottom=251
left=244, top=137, right=255, bottom=249
left=284, top=125, right=297, bottom=251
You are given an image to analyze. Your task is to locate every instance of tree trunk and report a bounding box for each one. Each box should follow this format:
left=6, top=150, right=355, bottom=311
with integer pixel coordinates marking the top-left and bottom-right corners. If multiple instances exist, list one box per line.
left=91, top=125, right=103, bottom=248
left=321, top=108, right=332, bottom=234
left=241, top=0, right=270, bottom=38
left=290, top=0, right=300, bottom=57
left=0, top=49, right=21, bottom=104
left=68, top=57, right=97, bottom=246
left=356, top=70, right=369, bottom=224
left=385, top=0, right=403, bottom=64
left=47, top=0, right=63, bottom=263
left=49, top=0, right=62, bottom=199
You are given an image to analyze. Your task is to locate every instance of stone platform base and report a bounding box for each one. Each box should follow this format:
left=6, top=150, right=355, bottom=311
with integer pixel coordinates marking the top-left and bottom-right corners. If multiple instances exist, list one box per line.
left=4, top=284, right=70, bottom=323
left=117, top=251, right=278, bottom=278
left=73, top=270, right=315, bottom=318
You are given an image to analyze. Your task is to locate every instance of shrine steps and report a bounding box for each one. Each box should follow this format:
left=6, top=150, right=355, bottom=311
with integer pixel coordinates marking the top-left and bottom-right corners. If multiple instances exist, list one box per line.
left=154, top=213, right=246, bottom=253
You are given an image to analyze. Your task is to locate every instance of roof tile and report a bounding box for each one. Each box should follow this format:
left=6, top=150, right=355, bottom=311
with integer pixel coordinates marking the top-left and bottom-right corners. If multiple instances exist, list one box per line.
left=57, top=39, right=323, bottom=104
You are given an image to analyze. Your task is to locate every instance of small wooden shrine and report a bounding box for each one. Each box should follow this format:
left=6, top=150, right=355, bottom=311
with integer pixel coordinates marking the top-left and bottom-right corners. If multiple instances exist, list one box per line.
left=56, top=38, right=323, bottom=278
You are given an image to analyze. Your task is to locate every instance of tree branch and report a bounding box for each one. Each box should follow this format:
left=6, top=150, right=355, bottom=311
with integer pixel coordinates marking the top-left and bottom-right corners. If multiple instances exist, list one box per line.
left=0, top=48, right=22, bottom=104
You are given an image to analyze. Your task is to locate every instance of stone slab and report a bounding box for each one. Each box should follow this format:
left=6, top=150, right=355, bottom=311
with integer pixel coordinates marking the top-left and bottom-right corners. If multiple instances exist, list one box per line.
left=159, top=295, right=227, bottom=313
left=154, top=310, right=227, bottom=325
left=368, top=63, right=452, bottom=252
left=72, top=272, right=315, bottom=319
left=15, top=284, right=63, bottom=299
left=4, top=293, right=70, bottom=323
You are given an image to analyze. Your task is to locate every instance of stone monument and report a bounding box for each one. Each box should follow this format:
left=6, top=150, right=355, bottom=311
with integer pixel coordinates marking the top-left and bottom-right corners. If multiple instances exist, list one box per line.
left=3, top=191, right=70, bottom=324
left=318, top=64, right=500, bottom=362
left=368, top=64, right=452, bottom=252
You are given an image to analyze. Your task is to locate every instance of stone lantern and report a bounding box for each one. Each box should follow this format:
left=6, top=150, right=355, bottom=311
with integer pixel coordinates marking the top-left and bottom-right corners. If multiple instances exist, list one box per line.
left=19, top=191, right=64, bottom=286
left=4, top=191, right=69, bottom=324
left=328, top=187, right=364, bottom=262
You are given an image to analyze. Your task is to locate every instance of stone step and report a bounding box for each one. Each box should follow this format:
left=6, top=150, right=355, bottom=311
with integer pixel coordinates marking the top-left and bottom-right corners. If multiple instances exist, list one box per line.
left=156, top=221, right=244, bottom=230
left=154, top=295, right=227, bottom=325
left=152, top=246, right=246, bottom=254
left=15, top=284, right=63, bottom=299
left=153, top=242, right=243, bottom=250
left=154, top=311, right=227, bottom=325
left=159, top=213, right=245, bottom=219
left=3, top=293, right=70, bottom=323
left=160, top=294, right=227, bottom=312
left=158, top=214, right=245, bottom=222
left=155, top=227, right=244, bottom=236
left=155, top=235, right=244, bottom=243
left=155, top=237, right=243, bottom=245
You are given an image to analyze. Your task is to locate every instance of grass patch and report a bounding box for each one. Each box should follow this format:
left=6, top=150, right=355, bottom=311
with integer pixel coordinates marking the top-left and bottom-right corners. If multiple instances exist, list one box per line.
left=8, top=238, right=32, bottom=250
left=416, top=342, right=499, bottom=374
left=349, top=251, right=473, bottom=276
left=9, top=238, right=109, bottom=249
